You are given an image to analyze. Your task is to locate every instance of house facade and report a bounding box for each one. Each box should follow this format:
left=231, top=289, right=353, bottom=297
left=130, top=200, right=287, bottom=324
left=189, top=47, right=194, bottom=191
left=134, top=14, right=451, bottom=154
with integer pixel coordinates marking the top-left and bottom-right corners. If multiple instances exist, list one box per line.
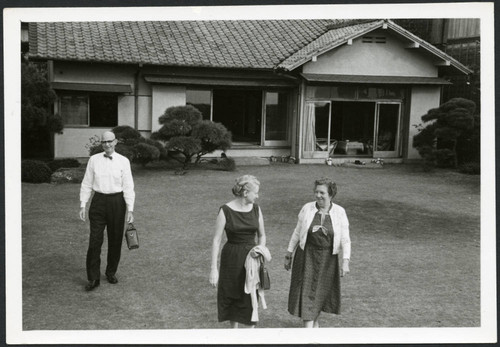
left=395, top=18, right=480, bottom=111
left=28, top=19, right=471, bottom=163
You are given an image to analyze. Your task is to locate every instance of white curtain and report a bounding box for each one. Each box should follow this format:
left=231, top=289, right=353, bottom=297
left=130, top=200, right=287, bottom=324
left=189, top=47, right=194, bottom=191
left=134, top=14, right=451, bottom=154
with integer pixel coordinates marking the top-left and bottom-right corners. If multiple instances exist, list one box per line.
left=303, top=103, right=316, bottom=153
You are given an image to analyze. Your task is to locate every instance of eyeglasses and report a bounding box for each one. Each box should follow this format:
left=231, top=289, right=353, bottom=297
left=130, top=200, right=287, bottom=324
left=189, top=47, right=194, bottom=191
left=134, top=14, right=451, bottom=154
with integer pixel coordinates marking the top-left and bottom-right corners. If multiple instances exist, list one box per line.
left=101, top=140, right=115, bottom=144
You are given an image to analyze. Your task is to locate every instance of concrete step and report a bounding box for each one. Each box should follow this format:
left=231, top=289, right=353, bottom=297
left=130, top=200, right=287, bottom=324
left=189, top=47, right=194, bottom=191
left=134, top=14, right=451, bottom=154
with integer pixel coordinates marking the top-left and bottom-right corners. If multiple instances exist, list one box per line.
left=233, top=157, right=270, bottom=166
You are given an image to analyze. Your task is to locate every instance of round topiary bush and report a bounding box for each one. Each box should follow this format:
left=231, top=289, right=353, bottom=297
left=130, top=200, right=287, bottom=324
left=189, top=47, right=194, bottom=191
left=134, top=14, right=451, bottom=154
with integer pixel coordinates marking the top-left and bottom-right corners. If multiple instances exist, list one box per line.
left=22, top=160, right=52, bottom=183
left=112, top=125, right=142, bottom=140
left=133, top=142, right=160, bottom=167
left=89, top=144, right=104, bottom=156
left=216, top=157, right=236, bottom=171
left=115, top=144, right=135, bottom=161
left=458, top=162, right=480, bottom=175
left=46, top=158, right=81, bottom=172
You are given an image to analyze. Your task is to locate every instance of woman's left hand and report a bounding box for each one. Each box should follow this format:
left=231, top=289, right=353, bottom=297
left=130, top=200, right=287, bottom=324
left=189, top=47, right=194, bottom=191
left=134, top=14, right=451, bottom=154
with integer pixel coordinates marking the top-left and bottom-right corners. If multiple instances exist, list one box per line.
left=341, top=259, right=350, bottom=277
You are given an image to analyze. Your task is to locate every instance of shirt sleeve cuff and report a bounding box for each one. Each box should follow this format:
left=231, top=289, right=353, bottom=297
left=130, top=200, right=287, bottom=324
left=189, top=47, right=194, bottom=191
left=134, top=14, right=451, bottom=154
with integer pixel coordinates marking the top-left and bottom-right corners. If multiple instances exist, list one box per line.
left=80, top=202, right=86, bottom=208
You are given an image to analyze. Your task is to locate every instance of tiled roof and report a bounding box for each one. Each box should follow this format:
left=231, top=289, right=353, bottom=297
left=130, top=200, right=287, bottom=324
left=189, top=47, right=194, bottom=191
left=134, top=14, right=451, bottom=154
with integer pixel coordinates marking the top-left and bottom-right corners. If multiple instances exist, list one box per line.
left=28, top=19, right=471, bottom=74
left=278, top=20, right=384, bottom=70
left=29, top=20, right=349, bottom=69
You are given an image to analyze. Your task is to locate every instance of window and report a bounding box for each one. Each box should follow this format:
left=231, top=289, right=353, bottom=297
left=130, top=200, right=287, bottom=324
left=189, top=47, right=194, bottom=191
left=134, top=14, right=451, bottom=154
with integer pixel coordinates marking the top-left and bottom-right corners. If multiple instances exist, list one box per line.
left=264, top=92, right=288, bottom=143
left=306, top=86, right=356, bottom=99
left=187, top=89, right=211, bottom=120
left=358, top=86, right=403, bottom=99
left=89, top=94, right=118, bottom=127
left=185, top=87, right=291, bottom=146
left=306, top=86, right=331, bottom=99
left=306, top=85, right=402, bottom=101
left=60, top=93, right=118, bottom=127
left=60, top=95, right=88, bottom=125
left=213, top=89, right=262, bottom=144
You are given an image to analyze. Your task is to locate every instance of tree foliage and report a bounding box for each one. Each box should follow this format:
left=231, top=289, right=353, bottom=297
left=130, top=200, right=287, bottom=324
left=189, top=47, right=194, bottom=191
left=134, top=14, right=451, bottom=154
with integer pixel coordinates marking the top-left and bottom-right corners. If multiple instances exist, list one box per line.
left=153, top=105, right=232, bottom=169
left=86, top=125, right=165, bottom=167
left=21, top=160, right=53, bottom=183
left=413, top=98, right=478, bottom=169
left=192, top=120, right=232, bottom=162
left=21, top=61, right=63, bottom=158
left=157, top=105, right=202, bottom=139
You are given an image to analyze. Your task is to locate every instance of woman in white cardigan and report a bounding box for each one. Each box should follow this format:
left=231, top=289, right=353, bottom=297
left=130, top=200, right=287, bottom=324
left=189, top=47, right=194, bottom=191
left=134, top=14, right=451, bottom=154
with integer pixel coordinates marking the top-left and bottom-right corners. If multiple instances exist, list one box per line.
left=284, top=178, right=350, bottom=328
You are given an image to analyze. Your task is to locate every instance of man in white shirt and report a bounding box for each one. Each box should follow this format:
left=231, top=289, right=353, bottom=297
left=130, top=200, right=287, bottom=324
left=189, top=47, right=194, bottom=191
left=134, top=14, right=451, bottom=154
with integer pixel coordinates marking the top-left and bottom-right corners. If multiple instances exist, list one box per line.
left=79, top=131, right=135, bottom=291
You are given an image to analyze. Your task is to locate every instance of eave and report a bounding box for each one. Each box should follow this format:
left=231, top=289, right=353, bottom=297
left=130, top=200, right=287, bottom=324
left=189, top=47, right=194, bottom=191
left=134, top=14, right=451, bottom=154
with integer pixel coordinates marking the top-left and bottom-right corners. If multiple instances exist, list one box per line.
left=278, top=19, right=473, bottom=76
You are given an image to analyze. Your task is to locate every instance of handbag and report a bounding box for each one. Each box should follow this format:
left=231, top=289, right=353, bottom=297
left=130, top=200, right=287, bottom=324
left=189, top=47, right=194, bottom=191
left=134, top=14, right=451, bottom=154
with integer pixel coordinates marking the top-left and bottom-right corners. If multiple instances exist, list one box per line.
left=125, top=223, right=139, bottom=250
left=259, top=256, right=271, bottom=290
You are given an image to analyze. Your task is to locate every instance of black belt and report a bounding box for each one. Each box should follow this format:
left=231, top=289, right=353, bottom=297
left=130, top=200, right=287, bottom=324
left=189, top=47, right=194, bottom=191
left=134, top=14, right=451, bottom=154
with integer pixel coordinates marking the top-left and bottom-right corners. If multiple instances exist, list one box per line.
left=95, top=191, right=123, bottom=197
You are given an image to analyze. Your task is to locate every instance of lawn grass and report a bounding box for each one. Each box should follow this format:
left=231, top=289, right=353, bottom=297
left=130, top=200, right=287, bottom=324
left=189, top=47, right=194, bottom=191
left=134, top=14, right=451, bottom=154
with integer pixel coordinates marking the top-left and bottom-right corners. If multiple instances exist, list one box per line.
left=21, top=163, right=480, bottom=329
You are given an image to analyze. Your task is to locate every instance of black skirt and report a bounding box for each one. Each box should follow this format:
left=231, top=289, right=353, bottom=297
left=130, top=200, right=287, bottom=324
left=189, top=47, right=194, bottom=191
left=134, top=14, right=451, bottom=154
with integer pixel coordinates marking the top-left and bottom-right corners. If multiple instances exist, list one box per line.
left=217, top=242, right=255, bottom=325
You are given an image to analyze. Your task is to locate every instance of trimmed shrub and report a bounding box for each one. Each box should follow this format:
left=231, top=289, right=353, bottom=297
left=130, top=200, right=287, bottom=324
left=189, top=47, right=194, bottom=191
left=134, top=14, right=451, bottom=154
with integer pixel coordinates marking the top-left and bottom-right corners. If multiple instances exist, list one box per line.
left=21, top=61, right=62, bottom=159
left=112, top=125, right=142, bottom=140
left=86, top=135, right=103, bottom=156
left=192, top=120, right=232, bottom=162
left=46, top=158, right=80, bottom=173
left=458, top=162, right=480, bottom=175
left=166, top=136, right=202, bottom=168
left=89, top=144, right=104, bottom=156
left=133, top=143, right=160, bottom=167
left=142, top=138, right=168, bottom=160
left=413, top=98, right=478, bottom=169
left=158, top=105, right=202, bottom=139
left=216, top=157, right=236, bottom=171
left=154, top=105, right=232, bottom=169
left=115, top=144, right=135, bottom=161
left=434, top=149, right=455, bottom=168
left=85, top=128, right=166, bottom=166
left=22, top=160, right=52, bottom=183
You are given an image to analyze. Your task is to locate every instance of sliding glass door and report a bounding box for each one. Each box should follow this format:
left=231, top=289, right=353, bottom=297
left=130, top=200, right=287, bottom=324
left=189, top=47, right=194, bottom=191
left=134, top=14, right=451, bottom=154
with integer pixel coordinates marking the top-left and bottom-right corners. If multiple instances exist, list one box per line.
left=212, top=89, right=262, bottom=144
left=373, top=102, right=401, bottom=158
left=263, top=91, right=289, bottom=146
left=302, top=100, right=401, bottom=158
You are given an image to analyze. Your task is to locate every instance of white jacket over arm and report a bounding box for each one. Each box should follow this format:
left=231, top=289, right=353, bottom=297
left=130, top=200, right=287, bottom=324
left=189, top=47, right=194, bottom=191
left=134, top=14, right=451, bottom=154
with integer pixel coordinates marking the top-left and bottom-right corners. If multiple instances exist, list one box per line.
left=286, top=202, right=351, bottom=259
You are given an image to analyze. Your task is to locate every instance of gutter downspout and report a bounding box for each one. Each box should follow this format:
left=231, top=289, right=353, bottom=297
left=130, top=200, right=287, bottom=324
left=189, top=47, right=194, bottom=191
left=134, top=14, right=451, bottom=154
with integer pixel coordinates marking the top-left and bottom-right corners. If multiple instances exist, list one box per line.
left=134, top=63, right=143, bottom=130
left=296, top=79, right=306, bottom=163
left=48, top=59, right=55, bottom=158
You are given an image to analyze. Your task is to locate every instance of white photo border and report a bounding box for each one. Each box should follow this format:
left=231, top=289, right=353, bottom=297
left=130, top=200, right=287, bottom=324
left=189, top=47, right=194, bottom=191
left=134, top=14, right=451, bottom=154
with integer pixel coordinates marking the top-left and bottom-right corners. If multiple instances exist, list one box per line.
left=4, top=2, right=496, bottom=344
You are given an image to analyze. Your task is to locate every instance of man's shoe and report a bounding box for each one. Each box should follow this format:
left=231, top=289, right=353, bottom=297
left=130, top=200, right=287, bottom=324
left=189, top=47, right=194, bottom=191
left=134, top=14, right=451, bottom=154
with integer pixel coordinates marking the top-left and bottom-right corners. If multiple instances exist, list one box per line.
left=106, top=274, right=118, bottom=284
left=85, top=280, right=100, bottom=291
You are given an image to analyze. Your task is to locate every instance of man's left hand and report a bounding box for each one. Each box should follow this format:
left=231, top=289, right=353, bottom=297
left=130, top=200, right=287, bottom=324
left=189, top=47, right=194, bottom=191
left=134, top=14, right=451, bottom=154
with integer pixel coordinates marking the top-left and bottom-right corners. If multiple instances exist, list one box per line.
left=127, top=211, right=134, bottom=224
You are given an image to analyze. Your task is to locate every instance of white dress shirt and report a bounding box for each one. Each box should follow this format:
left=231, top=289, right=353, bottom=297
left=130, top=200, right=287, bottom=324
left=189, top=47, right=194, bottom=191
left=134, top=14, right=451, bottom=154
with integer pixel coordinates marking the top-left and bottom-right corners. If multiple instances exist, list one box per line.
left=80, top=151, right=135, bottom=212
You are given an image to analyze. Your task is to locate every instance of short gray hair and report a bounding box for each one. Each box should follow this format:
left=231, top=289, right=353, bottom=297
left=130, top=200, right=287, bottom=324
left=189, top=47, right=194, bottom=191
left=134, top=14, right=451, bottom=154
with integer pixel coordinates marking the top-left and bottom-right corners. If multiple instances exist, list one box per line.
left=232, top=175, right=260, bottom=197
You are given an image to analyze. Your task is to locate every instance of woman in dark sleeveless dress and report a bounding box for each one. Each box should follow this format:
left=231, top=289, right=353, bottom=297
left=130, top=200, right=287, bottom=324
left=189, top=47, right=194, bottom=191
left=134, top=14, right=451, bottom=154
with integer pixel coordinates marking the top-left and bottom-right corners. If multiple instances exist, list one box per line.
left=284, top=178, right=351, bottom=328
left=210, top=175, right=267, bottom=328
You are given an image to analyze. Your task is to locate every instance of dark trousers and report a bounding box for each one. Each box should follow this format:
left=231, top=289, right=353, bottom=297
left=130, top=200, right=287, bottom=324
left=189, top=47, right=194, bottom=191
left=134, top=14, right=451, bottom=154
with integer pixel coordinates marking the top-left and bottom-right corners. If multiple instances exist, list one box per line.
left=86, top=192, right=126, bottom=281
